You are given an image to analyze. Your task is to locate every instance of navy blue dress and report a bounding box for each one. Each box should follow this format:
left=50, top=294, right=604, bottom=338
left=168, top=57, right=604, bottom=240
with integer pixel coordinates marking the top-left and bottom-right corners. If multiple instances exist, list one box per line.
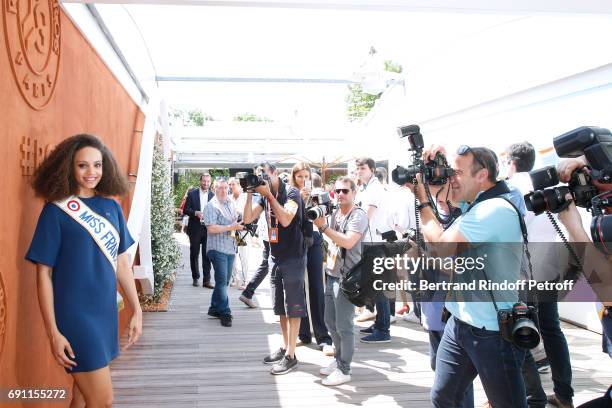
left=26, top=196, right=134, bottom=373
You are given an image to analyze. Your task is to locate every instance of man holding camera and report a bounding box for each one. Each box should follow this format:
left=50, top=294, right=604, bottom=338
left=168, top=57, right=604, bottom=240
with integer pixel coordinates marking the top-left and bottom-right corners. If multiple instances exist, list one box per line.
left=242, top=162, right=307, bottom=375
left=311, top=176, right=369, bottom=386
left=410, top=145, right=528, bottom=408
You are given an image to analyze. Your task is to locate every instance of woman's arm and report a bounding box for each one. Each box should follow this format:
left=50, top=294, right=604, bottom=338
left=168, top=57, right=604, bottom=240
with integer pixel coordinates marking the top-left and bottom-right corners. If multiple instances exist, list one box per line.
left=36, top=265, right=77, bottom=369
left=116, top=252, right=142, bottom=350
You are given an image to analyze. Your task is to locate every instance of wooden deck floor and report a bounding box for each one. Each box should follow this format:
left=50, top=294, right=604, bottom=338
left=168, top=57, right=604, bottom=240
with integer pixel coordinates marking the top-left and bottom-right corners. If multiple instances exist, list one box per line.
left=111, top=234, right=612, bottom=407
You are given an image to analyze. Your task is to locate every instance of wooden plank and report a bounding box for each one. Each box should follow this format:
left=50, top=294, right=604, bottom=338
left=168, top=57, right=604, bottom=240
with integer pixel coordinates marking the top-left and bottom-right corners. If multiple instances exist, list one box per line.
left=111, top=236, right=612, bottom=407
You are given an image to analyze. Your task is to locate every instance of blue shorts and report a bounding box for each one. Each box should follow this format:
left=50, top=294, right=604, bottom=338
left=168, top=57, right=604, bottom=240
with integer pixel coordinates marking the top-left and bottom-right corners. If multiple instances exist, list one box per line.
left=270, top=255, right=307, bottom=318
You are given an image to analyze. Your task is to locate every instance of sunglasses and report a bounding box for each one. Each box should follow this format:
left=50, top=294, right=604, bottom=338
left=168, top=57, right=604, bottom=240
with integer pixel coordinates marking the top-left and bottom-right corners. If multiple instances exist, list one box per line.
left=457, top=145, right=487, bottom=171
left=335, top=188, right=351, bottom=194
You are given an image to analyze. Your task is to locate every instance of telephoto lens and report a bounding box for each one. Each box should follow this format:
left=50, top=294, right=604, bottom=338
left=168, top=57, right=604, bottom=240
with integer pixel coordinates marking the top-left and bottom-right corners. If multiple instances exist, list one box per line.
left=306, top=206, right=326, bottom=221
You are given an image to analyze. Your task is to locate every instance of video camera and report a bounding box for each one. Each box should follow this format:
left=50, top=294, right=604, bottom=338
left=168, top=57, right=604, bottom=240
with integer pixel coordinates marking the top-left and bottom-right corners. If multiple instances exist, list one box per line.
left=236, top=171, right=269, bottom=192
left=391, top=125, right=455, bottom=186
left=305, top=191, right=336, bottom=221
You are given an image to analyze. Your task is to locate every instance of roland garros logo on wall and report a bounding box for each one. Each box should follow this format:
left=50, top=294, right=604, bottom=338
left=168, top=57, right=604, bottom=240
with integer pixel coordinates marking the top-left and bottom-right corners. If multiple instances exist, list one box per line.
left=3, top=0, right=61, bottom=110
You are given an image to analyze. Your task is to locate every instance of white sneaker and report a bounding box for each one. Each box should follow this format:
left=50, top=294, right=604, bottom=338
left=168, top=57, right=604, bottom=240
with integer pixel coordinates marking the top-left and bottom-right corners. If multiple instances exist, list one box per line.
left=402, top=310, right=420, bottom=324
left=321, top=344, right=335, bottom=356
left=319, top=360, right=337, bottom=376
left=390, top=316, right=397, bottom=324
left=322, top=368, right=351, bottom=386
left=356, top=309, right=376, bottom=322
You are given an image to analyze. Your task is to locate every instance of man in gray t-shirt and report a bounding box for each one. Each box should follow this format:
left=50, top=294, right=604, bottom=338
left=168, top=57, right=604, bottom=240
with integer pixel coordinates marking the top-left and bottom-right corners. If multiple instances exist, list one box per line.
left=312, top=177, right=368, bottom=386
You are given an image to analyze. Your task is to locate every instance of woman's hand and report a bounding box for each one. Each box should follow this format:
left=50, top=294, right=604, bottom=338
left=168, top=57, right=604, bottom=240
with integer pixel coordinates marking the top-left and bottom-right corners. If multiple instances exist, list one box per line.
left=51, top=331, right=77, bottom=369
left=300, top=186, right=312, bottom=202
left=124, top=311, right=142, bottom=350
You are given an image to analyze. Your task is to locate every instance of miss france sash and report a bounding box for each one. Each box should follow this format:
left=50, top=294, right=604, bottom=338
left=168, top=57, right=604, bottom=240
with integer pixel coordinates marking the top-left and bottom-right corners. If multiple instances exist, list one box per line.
left=53, top=196, right=120, bottom=273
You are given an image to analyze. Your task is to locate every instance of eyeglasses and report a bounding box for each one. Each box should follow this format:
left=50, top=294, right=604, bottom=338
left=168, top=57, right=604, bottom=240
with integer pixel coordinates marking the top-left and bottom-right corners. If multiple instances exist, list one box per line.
left=457, top=145, right=487, bottom=171
left=335, top=188, right=351, bottom=194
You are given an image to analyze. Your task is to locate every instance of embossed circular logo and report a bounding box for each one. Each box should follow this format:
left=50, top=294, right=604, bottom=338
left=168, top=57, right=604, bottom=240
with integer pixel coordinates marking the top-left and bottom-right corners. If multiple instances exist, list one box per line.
left=0, top=274, right=6, bottom=359
left=3, top=0, right=61, bottom=110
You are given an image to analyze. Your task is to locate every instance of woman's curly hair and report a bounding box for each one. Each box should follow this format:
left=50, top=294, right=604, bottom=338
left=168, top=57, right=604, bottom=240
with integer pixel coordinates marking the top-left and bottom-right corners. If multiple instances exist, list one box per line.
left=32, top=134, right=129, bottom=202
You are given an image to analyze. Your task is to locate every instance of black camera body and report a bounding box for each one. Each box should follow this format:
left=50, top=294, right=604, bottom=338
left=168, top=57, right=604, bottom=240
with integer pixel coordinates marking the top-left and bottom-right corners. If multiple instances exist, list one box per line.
left=236, top=171, right=268, bottom=192
left=553, top=126, right=612, bottom=184
left=524, top=165, right=598, bottom=214
left=553, top=126, right=612, bottom=252
left=305, top=191, right=336, bottom=221
left=391, top=125, right=455, bottom=186
left=498, top=302, right=540, bottom=349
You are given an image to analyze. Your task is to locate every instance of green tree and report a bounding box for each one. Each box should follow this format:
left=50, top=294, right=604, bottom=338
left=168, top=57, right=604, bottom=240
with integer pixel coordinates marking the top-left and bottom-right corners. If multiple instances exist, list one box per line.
left=173, top=171, right=201, bottom=208
left=345, top=48, right=403, bottom=122
left=169, top=108, right=214, bottom=126
left=233, top=113, right=273, bottom=122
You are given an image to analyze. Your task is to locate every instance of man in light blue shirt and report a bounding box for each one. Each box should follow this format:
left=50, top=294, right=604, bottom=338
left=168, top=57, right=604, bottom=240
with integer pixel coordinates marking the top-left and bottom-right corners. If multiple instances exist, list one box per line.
left=409, top=144, right=527, bottom=408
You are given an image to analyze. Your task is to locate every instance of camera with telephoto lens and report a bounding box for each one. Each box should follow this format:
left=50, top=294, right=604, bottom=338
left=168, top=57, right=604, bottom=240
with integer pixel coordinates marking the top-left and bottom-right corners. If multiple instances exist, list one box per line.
left=391, top=125, right=455, bottom=186
left=553, top=126, right=612, bottom=253
left=524, top=166, right=566, bottom=215
left=236, top=171, right=269, bottom=192
left=305, top=191, right=336, bottom=221
left=497, top=302, right=540, bottom=349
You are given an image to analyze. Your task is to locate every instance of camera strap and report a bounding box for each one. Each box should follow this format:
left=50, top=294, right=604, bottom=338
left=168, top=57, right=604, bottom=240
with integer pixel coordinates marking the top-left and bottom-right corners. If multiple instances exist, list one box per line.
left=458, top=181, right=536, bottom=308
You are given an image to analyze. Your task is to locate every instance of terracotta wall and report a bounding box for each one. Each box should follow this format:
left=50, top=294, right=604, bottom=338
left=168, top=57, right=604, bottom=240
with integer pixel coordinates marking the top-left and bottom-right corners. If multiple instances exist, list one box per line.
left=0, top=4, right=143, bottom=406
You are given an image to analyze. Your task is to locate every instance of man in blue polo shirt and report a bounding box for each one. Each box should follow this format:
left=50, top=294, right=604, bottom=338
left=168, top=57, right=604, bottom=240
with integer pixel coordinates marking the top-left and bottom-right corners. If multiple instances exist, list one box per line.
left=410, top=145, right=527, bottom=408
left=242, top=162, right=306, bottom=376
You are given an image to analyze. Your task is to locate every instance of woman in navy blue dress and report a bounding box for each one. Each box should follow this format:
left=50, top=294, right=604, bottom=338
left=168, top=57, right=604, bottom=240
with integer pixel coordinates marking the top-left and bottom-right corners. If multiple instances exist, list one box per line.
left=26, top=134, right=142, bottom=408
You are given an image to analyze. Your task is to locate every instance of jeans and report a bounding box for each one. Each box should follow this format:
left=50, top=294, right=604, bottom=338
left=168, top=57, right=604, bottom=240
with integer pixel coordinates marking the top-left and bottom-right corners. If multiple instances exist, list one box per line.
left=429, top=330, right=474, bottom=408
left=324, top=275, right=355, bottom=375
left=242, top=240, right=269, bottom=299
left=207, top=250, right=235, bottom=316
left=602, top=312, right=612, bottom=358
left=522, top=351, right=547, bottom=408
left=431, top=316, right=527, bottom=408
left=300, top=232, right=332, bottom=345
left=373, top=293, right=390, bottom=336
left=538, top=300, right=574, bottom=402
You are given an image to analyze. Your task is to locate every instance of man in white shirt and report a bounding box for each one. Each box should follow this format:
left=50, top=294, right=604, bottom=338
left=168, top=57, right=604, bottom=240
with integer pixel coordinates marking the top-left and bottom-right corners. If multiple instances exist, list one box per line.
left=354, top=157, right=394, bottom=344
left=229, top=177, right=250, bottom=288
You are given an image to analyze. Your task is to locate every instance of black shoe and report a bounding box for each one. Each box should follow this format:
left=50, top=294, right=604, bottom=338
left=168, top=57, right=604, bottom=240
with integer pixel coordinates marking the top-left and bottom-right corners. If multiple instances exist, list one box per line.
left=220, top=314, right=232, bottom=327
left=359, top=325, right=374, bottom=334
left=207, top=310, right=221, bottom=319
left=270, top=355, right=298, bottom=375
left=203, top=281, right=214, bottom=289
left=192, top=279, right=198, bottom=287
left=263, top=347, right=286, bottom=365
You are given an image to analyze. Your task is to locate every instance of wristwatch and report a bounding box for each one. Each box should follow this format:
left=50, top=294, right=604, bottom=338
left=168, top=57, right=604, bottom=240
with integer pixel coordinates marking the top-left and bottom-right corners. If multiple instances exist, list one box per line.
left=320, top=224, right=329, bottom=233
left=417, top=202, right=432, bottom=211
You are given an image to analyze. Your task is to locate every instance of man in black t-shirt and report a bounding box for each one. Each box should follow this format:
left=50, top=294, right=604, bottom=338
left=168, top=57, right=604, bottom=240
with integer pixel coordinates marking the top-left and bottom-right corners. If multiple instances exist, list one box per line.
left=243, top=162, right=306, bottom=375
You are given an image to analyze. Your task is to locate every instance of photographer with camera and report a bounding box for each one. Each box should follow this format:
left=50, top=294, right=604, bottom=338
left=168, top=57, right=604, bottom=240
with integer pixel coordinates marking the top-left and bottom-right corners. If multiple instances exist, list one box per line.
left=503, top=142, right=575, bottom=408
left=239, top=164, right=272, bottom=308
left=291, top=162, right=334, bottom=354
left=408, top=143, right=528, bottom=408
left=242, top=162, right=307, bottom=375
left=311, top=176, right=369, bottom=386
